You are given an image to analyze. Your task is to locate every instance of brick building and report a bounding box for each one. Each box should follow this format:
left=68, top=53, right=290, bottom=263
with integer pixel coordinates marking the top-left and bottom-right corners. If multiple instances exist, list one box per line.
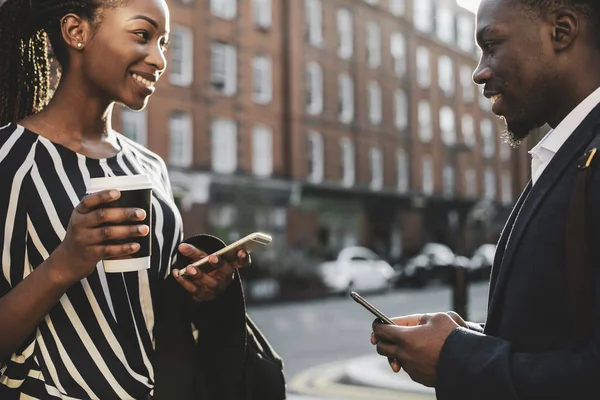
left=112, top=0, right=531, bottom=262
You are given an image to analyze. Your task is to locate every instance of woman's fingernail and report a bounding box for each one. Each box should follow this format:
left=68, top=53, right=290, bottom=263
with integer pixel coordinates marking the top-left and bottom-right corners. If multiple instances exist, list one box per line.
left=240, top=251, right=247, bottom=258
left=209, top=255, right=218, bottom=264
left=109, top=190, right=119, bottom=199
left=187, top=267, right=197, bottom=276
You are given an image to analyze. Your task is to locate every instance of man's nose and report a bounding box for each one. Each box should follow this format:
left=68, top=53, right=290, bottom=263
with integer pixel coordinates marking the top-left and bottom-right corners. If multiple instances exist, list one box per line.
left=472, top=61, right=491, bottom=86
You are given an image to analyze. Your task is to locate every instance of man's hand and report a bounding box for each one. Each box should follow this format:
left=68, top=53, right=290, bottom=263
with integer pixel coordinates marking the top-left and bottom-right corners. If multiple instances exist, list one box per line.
left=172, top=243, right=250, bottom=302
left=371, top=312, right=460, bottom=387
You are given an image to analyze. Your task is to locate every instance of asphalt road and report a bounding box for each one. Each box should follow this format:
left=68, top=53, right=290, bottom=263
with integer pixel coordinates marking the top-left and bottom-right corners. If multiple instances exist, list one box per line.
left=247, top=281, right=490, bottom=380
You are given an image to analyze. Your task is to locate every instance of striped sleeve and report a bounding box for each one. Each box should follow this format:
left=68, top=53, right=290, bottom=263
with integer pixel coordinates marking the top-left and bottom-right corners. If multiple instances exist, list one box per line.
left=0, top=124, right=38, bottom=292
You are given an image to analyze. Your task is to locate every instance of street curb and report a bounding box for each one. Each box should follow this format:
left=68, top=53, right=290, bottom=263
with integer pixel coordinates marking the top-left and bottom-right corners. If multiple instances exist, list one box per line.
left=288, top=356, right=436, bottom=399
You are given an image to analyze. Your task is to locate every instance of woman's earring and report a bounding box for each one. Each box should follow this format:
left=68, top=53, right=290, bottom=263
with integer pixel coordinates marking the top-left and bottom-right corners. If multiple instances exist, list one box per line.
left=77, top=43, right=83, bottom=49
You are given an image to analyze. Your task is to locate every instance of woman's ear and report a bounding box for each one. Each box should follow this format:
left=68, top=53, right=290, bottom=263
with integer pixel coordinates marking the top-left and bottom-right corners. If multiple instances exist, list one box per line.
left=60, top=13, right=91, bottom=51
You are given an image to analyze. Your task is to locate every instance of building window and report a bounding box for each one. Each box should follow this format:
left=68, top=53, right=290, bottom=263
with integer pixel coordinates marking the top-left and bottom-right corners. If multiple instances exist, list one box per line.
left=418, top=100, right=432, bottom=142
left=306, top=62, right=324, bottom=115
left=340, top=137, right=355, bottom=187
left=307, top=131, right=324, bottom=183
left=211, top=42, right=237, bottom=95
left=369, top=147, right=383, bottom=190
left=169, top=26, right=193, bottom=87
left=501, top=171, right=513, bottom=204
left=211, top=0, right=236, bottom=19
left=338, top=72, right=354, bottom=123
left=366, top=21, right=381, bottom=68
left=462, top=114, right=475, bottom=147
left=394, top=89, right=408, bottom=130
left=440, top=106, right=456, bottom=146
left=443, top=165, right=455, bottom=198
left=484, top=167, right=496, bottom=199
left=211, top=118, right=237, bottom=174
left=364, top=0, right=379, bottom=4
left=416, top=46, right=431, bottom=88
left=436, top=7, right=455, bottom=43
left=169, top=112, right=193, bottom=167
left=367, top=81, right=382, bottom=125
left=461, top=65, right=475, bottom=103
left=252, top=125, right=273, bottom=177
left=457, top=14, right=474, bottom=52
left=389, top=0, right=405, bottom=16
left=481, top=119, right=495, bottom=158
left=396, top=149, right=409, bottom=193
left=465, top=168, right=477, bottom=198
left=438, top=55, right=455, bottom=96
left=253, top=0, right=271, bottom=28
left=121, top=109, right=147, bottom=147
left=306, top=0, right=323, bottom=46
left=422, top=155, right=434, bottom=195
left=390, top=32, right=406, bottom=77
left=252, top=55, right=272, bottom=104
left=414, top=0, right=432, bottom=32
left=337, top=8, right=353, bottom=59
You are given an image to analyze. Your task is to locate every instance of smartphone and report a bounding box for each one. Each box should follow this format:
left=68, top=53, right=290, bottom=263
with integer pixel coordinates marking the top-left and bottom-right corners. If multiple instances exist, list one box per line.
left=179, top=232, right=272, bottom=275
left=350, top=291, right=396, bottom=325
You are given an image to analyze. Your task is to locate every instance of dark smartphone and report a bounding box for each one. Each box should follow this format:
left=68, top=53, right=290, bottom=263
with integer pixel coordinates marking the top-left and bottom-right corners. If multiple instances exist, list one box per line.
left=350, top=291, right=396, bottom=325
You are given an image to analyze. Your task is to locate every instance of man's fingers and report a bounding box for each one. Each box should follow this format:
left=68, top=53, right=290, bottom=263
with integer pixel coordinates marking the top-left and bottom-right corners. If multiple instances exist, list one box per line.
left=376, top=340, right=404, bottom=360
left=390, top=314, right=427, bottom=326
left=373, top=321, right=411, bottom=344
left=389, top=357, right=402, bottom=373
left=76, top=190, right=120, bottom=214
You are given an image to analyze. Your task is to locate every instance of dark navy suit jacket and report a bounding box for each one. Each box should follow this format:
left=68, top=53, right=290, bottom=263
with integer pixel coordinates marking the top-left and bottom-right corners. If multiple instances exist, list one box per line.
left=436, top=103, right=600, bottom=399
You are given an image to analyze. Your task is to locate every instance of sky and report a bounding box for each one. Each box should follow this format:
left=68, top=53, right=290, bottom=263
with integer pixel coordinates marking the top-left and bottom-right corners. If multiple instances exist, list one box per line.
left=456, top=0, right=480, bottom=13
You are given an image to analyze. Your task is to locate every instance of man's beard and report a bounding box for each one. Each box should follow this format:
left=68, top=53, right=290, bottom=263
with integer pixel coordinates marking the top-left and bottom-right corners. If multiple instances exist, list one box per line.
left=500, top=116, right=532, bottom=148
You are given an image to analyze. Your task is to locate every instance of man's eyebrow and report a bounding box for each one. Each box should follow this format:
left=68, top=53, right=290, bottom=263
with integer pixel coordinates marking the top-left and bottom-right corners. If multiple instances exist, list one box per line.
left=129, top=15, right=159, bottom=29
left=476, top=25, right=498, bottom=44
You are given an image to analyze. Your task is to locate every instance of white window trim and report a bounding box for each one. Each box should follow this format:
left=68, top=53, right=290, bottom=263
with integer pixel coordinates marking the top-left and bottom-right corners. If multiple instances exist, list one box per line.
left=307, top=131, right=324, bottom=183
left=169, top=112, right=193, bottom=168
left=438, top=56, right=455, bottom=96
left=306, top=0, right=324, bottom=46
left=121, top=108, right=147, bottom=147
left=338, top=72, right=354, bottom=123
left=368, top=81, right=382, bottom=125
left=211, top=42, right=237, bottom=96
left=461, top=65, right=475, bottom=103
left=394, top=89, right=408, bottom=130
left=484, top=167, right=496, bottom=199
left=369, top=147, right=383, bottom=190
left=389, top=0, right=405, bottom=16
left=481, top=119, right=495, bottom=158
left=306, top=62, right=324, bottom=115
left=440, top=106, right=456, bottom=146
left=337, top=8, right=353, bottom=59
left=422, top=155, right=434, bottom=195
left=169, top=25, right=194, bottom=87
left=461, top=114, right=475, bottom=148
left=366, top=21, right=381, bottom=68
left=211, top=118, right=238, bottom=174
left=418, top=100, right=432, bottom=142
left=414, top=0, right=433, bottom=33
left=396, top=149, right=409, bottom=193
left=390, top=32, right=406, bottom=77
left=211, top=0, right=237, bottom=19
left=436, top=6, right=455, bottom=43
left=416, top=46, right=431, bottom=88
left=252, top=55, right=272, bottom=104
left=252, top=125, right=273, bottom=177
left=340, top=137, right=355, bottom=187
left=253, top=0, right=272, bottom=28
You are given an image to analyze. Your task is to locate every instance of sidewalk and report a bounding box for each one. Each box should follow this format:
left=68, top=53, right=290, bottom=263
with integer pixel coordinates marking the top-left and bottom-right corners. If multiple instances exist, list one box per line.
left=288, top=354, right=435, bottom=399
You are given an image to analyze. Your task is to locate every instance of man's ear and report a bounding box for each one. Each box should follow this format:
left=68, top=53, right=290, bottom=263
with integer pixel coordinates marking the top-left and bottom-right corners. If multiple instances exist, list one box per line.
left=551, top=8, right=579, bottom=51
left=60, top=13, right=92, bottom=51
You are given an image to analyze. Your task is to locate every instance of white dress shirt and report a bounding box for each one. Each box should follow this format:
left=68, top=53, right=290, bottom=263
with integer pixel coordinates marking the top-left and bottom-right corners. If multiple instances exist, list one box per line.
left=529, top=86, right=600, bottom=185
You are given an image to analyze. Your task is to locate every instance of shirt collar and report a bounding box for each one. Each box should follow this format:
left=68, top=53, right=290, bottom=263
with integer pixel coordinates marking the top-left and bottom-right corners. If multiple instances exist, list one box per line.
left=530, top=85, right=600, bottom=159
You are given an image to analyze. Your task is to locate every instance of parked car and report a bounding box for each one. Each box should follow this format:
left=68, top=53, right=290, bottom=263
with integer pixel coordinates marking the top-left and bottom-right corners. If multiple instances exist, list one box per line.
left=397, top=243, right=465, bottom=287
left=468, top=244, right=496, bottom=281
left=317, top=246, right=396, bottom=295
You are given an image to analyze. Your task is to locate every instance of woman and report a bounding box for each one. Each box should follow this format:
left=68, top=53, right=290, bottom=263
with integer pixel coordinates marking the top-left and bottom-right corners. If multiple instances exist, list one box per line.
left=0, top=0, right=282, bottom=399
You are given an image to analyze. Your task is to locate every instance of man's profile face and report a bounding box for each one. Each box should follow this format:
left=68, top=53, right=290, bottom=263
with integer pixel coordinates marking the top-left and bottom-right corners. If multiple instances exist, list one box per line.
left=474, top=0, right=556, bottom=147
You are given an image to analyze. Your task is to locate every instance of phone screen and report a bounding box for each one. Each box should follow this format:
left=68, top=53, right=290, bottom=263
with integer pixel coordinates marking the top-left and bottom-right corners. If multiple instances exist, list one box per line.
left=350, top=291, right=396, bottom=325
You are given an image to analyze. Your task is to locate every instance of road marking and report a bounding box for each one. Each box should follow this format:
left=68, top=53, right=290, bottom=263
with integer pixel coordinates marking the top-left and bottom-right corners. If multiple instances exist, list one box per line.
left=288, top=361, right=435, bottom=400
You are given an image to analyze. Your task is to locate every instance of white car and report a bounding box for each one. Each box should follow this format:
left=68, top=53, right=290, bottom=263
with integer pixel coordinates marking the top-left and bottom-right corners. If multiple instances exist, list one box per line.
left=317, top=246, right=396, bottom=295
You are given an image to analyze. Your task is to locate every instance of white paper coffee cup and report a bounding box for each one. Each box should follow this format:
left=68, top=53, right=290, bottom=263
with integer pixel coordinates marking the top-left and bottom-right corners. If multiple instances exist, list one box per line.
left=87, top=175, right=153, bottom=273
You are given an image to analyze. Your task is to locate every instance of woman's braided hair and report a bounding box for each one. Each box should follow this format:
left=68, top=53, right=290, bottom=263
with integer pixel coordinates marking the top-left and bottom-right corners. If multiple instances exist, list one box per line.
left=0, top=0, right=120, bottom=126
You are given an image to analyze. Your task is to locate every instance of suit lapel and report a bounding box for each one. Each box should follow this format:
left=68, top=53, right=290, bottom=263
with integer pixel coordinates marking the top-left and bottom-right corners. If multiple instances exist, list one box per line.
left=487, top=182, right=531, bottom=307
left=486, top=105, right=600, bottom=325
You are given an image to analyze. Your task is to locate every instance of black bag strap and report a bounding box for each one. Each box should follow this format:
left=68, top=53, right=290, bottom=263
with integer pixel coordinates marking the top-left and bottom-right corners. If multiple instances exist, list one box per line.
left=565, top=133, right=600, bottom=347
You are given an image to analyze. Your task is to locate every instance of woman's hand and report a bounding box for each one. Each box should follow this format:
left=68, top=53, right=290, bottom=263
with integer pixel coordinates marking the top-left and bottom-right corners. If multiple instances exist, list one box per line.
left=50, top=189, right=149, bottom=285
left=172, top=243, right=250, bottom=302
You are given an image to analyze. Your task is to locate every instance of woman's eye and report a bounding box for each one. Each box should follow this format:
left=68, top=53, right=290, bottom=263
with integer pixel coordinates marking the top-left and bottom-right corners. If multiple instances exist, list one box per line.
left=135, top=31, right=150, bottom=42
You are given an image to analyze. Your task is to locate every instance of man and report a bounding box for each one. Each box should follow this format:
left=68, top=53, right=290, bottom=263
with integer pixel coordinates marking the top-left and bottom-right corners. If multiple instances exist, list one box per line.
left=370, top=0, right=600, bottom=398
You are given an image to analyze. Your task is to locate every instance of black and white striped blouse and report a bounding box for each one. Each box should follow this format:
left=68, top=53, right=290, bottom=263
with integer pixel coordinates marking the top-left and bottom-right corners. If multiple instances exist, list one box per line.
left=0, top=123, right=183, bottom=399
